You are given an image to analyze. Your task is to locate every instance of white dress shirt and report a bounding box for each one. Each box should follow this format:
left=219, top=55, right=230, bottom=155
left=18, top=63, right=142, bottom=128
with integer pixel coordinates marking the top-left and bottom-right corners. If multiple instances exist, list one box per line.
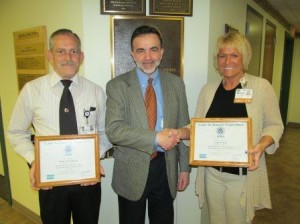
left=7, top=72, right=112, bottom=164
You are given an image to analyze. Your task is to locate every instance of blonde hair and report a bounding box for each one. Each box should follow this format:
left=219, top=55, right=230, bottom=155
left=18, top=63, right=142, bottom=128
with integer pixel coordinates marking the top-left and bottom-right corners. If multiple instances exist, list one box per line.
left=213, top=32, right=252, bottom=72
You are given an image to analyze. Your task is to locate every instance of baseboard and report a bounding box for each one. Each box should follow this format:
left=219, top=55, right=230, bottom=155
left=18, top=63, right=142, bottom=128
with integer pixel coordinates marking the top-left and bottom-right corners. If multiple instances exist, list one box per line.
left=287, top=122, right=300, bottom=128
left=12, top=199, right=42, bottom=224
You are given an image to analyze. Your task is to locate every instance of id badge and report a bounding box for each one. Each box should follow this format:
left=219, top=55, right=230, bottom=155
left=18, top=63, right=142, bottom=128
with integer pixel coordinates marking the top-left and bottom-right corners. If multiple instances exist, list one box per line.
left=234, top=89, right=253, bottom=103
left=79, top=107, right=97, bottom=134
left=80, top=124, right=96, bottom=134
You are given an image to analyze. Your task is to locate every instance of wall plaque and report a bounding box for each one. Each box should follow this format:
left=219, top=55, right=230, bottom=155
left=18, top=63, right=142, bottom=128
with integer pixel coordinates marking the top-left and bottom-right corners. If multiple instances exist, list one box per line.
left=111, top=16, right=184, bottom=78
left=101, top=0, right=146, bottom=15
left=150, top=0, right=193, bottom=16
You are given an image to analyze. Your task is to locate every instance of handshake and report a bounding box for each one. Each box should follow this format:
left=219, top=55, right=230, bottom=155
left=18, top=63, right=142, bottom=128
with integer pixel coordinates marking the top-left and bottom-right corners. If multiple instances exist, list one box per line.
left=156, top=127, right=190, bottom=150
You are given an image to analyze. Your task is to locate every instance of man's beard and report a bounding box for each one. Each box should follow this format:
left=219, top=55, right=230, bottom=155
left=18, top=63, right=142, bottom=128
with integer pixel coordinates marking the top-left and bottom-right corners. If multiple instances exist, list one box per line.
left=136, top=60, right=161, bottom=75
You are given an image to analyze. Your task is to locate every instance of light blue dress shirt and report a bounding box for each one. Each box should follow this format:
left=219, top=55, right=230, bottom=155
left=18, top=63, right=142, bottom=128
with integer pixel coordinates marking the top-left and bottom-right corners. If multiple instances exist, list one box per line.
left=136, top=68, right=164, bottom=152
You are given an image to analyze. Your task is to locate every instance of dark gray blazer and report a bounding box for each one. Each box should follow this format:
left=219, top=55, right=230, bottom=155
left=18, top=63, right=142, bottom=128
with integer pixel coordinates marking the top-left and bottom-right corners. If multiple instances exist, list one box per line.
left=105, top=69, right=190, bottom=201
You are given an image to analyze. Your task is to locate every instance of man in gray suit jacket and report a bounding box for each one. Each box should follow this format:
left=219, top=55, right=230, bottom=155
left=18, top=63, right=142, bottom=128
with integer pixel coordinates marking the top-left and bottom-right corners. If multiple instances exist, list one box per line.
left=105, top=25, right=190, bottom=224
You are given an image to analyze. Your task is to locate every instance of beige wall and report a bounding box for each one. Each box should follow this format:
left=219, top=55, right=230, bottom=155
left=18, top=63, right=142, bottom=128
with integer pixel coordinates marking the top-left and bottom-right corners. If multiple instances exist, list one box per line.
left=0, top=0, right=299, bottom=223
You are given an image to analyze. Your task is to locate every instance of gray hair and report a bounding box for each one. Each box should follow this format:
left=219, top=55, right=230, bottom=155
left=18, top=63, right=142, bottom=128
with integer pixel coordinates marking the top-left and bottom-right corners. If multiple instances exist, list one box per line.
left=49, top=29, right=81, bottom=51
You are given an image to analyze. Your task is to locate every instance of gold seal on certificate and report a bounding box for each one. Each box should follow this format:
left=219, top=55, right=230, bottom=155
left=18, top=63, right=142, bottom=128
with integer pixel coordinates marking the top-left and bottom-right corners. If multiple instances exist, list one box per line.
left=34, top=134, right=100, bottom=188
left=189, top=118, right=253, bottom=167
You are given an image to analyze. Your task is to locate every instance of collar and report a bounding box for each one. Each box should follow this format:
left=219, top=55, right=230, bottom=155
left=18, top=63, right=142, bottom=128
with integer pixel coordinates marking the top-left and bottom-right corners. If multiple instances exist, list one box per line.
left=136, top=67, right=159, bottom=86
left=50, top=71, right=79, bottom=87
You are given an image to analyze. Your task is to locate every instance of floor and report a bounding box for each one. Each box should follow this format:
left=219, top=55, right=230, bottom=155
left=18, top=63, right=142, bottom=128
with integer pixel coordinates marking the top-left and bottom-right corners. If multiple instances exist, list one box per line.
left=0, top=175, right=10, bottom=203
left=253, top=125, right=300, bottom=224
left=0, top=197, right=36, bottom=224
left=0, top=125, right=299, bottom=224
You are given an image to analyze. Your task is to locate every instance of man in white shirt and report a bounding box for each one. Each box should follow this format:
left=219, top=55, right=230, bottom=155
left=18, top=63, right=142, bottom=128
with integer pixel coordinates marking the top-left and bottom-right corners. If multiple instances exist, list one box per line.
left=7, top=29, right=111, bottom=224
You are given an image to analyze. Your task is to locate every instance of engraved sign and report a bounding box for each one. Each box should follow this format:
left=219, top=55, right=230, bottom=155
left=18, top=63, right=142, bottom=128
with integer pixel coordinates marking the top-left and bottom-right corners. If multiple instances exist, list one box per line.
left=150, top=0, right=193, bottom=16
left=13, top=26, right=48, bottom=75
left=13, top=26, right=49, bottom=90
left=101, top=0, right=146, bottom=15
left=111, top=16, right=184, bottom=77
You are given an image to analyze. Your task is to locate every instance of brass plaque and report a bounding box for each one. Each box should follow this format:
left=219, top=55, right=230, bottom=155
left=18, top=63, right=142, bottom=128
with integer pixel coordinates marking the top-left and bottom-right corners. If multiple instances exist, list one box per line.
left=111, top=16, right=184, bottom=78
left=150, top=0, right=193, bottom=16
left=100, top=0, right=146, bottom=15
left=13, top=26, right=48, bottom=74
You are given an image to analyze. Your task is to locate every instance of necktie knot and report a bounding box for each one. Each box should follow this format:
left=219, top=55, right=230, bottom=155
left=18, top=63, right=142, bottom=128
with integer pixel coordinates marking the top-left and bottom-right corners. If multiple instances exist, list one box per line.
left=61, top=80, right=72, bottom=88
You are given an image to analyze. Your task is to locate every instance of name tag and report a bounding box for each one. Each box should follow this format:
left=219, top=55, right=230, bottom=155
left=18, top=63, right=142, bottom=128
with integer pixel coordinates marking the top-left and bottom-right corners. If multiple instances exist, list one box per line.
left=79, top=124, right=96, bottom=134
left=234, top=89, right=253, bottom=103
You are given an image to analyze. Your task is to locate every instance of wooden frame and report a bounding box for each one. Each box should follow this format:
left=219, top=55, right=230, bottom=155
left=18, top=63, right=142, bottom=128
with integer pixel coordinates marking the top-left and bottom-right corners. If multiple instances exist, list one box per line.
left=189, top=118, right=253, bottom=167
left=150, top=0, right=193, bottom=16
left=111, top=16, right=184, bottom=78
left=100, top=0, right=146, bottom=15
left=225, top=24, right=238, bottom=33
left=35, top=134, right=100, bottom=188
left=13, top=26, right=49, bottom=91
left=13, top=26, right=48, bottom=75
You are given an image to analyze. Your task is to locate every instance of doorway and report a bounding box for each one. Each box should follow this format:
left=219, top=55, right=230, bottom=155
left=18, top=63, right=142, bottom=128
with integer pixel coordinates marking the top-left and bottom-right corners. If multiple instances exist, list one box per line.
left=0, top=99, right=12, bottom=205
left=245, top=5, right=263, bottom=77
left=279, top=32, right=294, bottom=126
left=262, top=20, right=276, bottom=83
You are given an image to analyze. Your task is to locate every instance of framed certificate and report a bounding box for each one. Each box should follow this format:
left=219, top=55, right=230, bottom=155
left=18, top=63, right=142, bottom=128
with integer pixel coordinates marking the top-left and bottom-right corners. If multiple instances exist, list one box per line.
left=34, top=134, right=100, bottom=188
left=189, top=118, right=253, bottom=167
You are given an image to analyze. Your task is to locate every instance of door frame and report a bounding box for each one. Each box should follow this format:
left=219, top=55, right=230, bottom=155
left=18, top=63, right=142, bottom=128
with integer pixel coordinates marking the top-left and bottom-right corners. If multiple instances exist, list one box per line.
left=262, top=20, right=276, bottom=83
left=0, top=99, right=12, bottom=205
left=279, top=32, right=294, bottom=126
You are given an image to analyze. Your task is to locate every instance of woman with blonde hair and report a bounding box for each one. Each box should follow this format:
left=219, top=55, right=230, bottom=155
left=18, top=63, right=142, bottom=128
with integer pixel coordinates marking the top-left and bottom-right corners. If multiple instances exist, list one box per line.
left=181, top=31, right=283, bottom=223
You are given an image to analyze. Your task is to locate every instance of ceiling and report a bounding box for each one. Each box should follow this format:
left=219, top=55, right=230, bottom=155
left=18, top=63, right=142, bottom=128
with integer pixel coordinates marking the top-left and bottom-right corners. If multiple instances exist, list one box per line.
left=267, top=0, right=300, bottom=34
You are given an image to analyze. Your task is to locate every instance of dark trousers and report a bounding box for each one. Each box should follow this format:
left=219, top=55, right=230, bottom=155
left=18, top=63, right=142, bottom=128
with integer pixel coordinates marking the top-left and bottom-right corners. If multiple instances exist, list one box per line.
left=39, top=183, right=101, bottom=224
left=118, top=155, right=174, bottom=224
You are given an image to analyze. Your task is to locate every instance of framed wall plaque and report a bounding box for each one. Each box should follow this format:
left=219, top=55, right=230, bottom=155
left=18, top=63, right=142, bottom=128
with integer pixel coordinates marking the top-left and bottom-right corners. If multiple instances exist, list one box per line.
left=13, top=26, right=49, bottom=90
left=189, top=118, right=253, bottom=167
left=35, top=134, right=100, bottom=188
left=111, top=16, right=184, bottom=78
left=150, top=0, right=193, bottom=16
left=100, top=0, right=146, bottom=15
left=225, top=24, right=238, bottom=33
left=13, top=26, right=49, bottom=75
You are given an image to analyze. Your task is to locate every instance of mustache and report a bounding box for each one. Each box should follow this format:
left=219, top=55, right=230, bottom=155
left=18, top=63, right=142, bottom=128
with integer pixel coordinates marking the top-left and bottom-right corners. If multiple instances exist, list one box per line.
left=59, top=61, right=75, bottom=67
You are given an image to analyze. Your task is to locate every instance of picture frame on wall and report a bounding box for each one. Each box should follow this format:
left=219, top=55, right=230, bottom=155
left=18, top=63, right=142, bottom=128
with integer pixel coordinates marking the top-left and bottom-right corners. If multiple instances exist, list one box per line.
left=111, top=16, right=184, bottom=78
left=225, top=24, right=238, bottom=33
left=100, top=0, right=146, bottom=15
left=150, top=0, right=193, bottom=16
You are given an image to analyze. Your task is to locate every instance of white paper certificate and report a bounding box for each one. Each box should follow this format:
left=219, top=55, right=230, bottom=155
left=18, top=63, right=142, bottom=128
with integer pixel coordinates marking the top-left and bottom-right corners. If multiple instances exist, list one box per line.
left=189, top=118, right=252, bottom=167
left=35, top=134, right=100, bottom=187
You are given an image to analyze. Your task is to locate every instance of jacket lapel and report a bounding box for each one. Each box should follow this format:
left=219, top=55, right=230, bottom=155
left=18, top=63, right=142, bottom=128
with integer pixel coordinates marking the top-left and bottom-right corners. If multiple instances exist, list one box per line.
left=160, top=72, right=172, bottom=128
left=126, top=71, right=149, bottom=129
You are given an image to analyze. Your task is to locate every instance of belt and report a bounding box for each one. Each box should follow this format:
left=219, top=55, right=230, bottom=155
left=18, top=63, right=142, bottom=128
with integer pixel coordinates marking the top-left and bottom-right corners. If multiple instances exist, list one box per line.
left=150, top=151, right=164, bottom=160
left=211, top=166, right=247, bottom=175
